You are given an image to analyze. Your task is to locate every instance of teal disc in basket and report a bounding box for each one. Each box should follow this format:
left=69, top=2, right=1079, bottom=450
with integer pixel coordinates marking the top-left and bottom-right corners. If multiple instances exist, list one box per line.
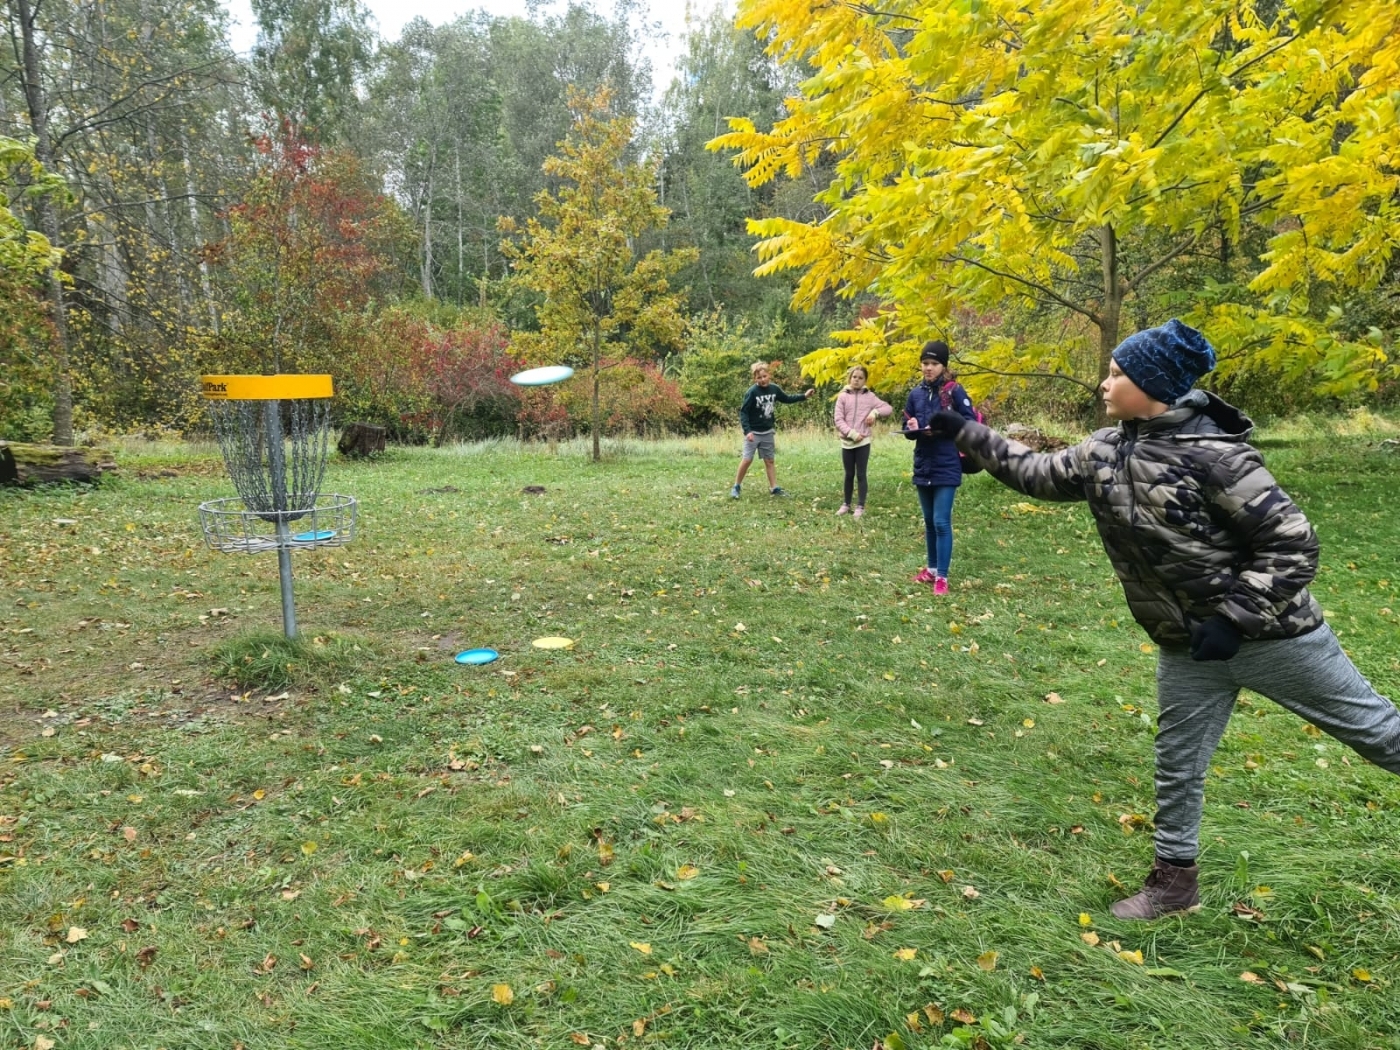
left=455, top=648, right=499, bottom=665
left=293, top=529, right=336, bottom=542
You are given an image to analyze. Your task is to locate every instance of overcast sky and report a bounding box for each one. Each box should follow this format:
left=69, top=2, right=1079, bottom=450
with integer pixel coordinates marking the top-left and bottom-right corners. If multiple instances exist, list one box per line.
left=220, top=0, right=736, bottom=98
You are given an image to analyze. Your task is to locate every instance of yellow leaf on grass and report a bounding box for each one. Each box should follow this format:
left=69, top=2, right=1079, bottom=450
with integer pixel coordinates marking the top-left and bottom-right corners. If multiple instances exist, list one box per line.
left=1139, top=643, right=1155, bottom=653
left=301, top=841, right=317, bottom=855
left=923, top=1004, right=945, bottom=1025
left=1240, top=971, right=1266, bottom=984
left=252, top=789, right=266, bottom=800
left=1030, top=965, right=1045, bottom=981
left=570, top=1034, right=591, bottom=1046
left=1081, top=931, right=1100, bottom=946
left=1353, top=968, right=1373, bottom=982
left=1078, top=913, right=1093, bottom=927
left=893, top=947, right=917, bottom=961
left=632, top=1019, right=646, bottom=1037
left=491, top=983, right=514, bottom=1005
left=883, top=895, right=915, bottom=911
left=66, top=926, right=89, bottom=943
left=976, top=951, right=998, bottom=971
left=630, top=942, right=652, bottom=955
left=36, top=1037, right=56, bottom=1050
left=1117, top=950, right=1144, bottom=965
left=677, top=864, right=699, bottom=880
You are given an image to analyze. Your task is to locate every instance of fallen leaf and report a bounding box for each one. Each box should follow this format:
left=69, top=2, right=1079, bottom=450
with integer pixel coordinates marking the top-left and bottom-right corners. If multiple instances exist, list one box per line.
left=961, top=885, right=980, bottom=900
left=1029, top=965, right=1045, bottom=981
left=122, top=826, right=137, bottom=843
left=632, top=1019, right=646, bottom=1037
left=66, top=926, right=89, bottom=944
left=1078, top=912, right=1092, bottom=927
left=1081, top=931, right=1100, bottom=947
left=814, top=914, right=836, bottom=929
left=492, top=983, right=514, bottom=1005
left=1044, top=692, right=1065, bottom=704
left=676, top=864, right=699, bottom=880
left=629, top=942, right=652, bottom=955
left=1353, top=968, right=1373, bottom=983
left=1240, top=971, right=1266, bottom=984
left=923, top=1004, right=945, bottom=1025
left=35, top=1037, right=55, bottom=1050
left=748, top=937, right=768, bottom=954
left=570, top=1035, right=591, bottom=1046
left=136, top=945, right=157, bottom=968
left=893, top=948, right=917, bottom=961
left=950, top=1008, right=976, bottom=1024
left=966, top=717, right=984, bottom=726
left=1117, top=949, right=1144, bottom=965
left=935, top=870, right=955, bottom=883
left=976, top=950, right=997, bottom=971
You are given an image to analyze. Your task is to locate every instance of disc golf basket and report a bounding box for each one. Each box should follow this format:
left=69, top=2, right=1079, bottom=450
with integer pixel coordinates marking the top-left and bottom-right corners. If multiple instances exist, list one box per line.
left=198, top=374, right=357, bottom=639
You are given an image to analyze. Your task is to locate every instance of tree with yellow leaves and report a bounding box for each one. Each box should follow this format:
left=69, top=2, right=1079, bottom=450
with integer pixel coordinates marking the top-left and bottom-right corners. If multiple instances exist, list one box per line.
left=711, top=0, right=1400, bottom=406
left=502, top=87, right=696, bottom=461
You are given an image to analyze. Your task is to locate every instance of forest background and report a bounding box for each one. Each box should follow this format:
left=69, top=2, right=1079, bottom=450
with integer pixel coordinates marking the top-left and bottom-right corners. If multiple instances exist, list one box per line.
left=3, top=0, right=1399, bottom=449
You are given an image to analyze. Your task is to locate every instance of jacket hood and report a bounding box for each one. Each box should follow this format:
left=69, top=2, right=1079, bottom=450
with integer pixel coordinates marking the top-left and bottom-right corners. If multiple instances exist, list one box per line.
left=1137, top=390, right=1253, bottom=442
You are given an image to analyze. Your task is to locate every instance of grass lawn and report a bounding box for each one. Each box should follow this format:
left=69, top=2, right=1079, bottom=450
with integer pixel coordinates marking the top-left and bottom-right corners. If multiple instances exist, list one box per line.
left=3, top=417, right=1399, bottom=1050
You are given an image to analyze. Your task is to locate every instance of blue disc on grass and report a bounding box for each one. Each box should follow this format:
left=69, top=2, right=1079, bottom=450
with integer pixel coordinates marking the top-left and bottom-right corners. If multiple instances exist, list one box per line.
left=455, top=648, right=499, bottom=665
left=293, top=529, right=336, bottom=542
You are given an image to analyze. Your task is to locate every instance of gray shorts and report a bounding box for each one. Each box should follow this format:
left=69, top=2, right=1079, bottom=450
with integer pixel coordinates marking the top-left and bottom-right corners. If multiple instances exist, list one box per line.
left=742, top=430, right=776, bottom=461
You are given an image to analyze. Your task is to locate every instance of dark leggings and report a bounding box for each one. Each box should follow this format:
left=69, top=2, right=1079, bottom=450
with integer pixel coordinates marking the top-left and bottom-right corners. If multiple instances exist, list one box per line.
left=842, top=444, right=871, bottom=506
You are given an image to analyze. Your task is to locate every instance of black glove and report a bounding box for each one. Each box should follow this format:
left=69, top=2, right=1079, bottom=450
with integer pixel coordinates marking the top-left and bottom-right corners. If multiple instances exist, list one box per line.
left=924, top=410, right=966, bottom=437
left=1189, top=616, right=1242, bottom=662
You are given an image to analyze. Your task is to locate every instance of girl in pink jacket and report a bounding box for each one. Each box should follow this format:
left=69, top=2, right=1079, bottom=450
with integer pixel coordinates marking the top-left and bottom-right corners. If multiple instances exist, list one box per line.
left=833, top=365, right=893, bottom=518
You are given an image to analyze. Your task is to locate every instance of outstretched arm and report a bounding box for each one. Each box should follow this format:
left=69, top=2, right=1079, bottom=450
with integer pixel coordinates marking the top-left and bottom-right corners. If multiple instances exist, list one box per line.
left=925, top=412, right=1089, bottom=502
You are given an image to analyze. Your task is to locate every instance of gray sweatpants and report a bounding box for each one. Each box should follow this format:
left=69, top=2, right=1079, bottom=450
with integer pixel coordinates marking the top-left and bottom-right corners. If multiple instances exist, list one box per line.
left=1153, top=624, right=1400, bottom=860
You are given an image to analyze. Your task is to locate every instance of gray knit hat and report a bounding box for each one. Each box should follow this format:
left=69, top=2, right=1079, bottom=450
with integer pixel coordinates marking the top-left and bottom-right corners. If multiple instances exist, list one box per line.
left=1111, top=319, right=1217, bottom=405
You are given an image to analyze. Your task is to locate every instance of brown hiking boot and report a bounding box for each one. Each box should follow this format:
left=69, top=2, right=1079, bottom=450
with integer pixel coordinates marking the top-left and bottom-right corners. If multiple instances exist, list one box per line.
left=1110, top=858, right=1201, bottom=920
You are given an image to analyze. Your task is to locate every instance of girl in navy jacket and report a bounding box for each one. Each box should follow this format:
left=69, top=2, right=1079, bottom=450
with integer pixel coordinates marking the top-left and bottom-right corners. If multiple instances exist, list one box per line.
left=903, top=340, right=979, bottom=594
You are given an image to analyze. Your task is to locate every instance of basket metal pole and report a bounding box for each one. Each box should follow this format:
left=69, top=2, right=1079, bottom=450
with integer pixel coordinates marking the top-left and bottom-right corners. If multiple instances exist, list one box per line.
left=263, top=400, right=299, bottom=640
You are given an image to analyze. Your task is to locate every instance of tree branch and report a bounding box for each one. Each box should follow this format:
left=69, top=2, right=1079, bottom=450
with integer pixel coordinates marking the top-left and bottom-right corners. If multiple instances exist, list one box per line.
left=947, top=254, right=1102, bottom=326
left=1150, top=36, right=1295, bottom=150
left=956, top=360, right=1100, bottom=396
left=1127, top=227, right=1205, bottom=292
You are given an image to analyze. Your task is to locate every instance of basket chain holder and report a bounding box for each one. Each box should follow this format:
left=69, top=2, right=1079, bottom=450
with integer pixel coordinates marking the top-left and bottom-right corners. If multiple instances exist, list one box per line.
left=198, top=374, right=357, bottom=639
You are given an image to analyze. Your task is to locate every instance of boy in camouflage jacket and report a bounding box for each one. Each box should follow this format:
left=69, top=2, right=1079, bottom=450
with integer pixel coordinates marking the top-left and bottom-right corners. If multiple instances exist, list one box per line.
left=924, top=319, right=1400, bottom=920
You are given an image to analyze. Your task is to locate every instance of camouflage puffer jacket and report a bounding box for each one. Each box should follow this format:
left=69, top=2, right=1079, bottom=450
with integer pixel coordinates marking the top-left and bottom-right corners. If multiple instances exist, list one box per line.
left=955, top=391, right=1325, bottom=646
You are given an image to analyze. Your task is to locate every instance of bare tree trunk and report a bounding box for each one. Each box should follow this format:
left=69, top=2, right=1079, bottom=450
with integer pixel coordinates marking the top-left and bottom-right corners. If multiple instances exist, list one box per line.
left=1097, top=223, right=1125, bottom=424
left=591, top=321, right=601, bottom=462
left=14, top=0, right=75, bottom=445
left=182, top=128, right=220, bottom=334
left=422, top=171, right=434, bottom=299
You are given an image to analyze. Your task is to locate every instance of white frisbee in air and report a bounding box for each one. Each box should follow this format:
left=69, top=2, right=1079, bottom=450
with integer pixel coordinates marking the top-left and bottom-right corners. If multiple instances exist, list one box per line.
left=510, top=365, right=575, bottom=387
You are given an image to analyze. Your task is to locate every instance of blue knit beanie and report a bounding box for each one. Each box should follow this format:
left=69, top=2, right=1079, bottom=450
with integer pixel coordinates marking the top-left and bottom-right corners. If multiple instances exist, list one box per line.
left=1111, top=319, right=1217, bottom=405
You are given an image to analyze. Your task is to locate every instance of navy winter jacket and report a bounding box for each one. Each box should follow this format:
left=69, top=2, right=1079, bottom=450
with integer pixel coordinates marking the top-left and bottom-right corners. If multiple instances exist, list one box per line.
left=903, top=379, right=978, bottom=487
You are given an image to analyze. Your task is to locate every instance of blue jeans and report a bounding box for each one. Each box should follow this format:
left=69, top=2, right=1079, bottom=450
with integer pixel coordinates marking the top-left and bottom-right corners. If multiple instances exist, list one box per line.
left=916, top=484, right=957, bottom=577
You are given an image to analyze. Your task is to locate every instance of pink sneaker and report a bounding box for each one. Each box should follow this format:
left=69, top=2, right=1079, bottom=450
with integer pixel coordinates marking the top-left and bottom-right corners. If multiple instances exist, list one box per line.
left=836, top=503, right=849, bottom=516
left=934, top=576, right=949, bottom=595
left=912, top=567, right=937, bottom=585
left=852, top=505, right=864, bottom=519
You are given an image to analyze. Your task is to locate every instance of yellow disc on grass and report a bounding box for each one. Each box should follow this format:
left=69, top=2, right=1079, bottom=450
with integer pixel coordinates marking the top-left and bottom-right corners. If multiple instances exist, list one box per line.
left=532, top=636, right=575, bottom=650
